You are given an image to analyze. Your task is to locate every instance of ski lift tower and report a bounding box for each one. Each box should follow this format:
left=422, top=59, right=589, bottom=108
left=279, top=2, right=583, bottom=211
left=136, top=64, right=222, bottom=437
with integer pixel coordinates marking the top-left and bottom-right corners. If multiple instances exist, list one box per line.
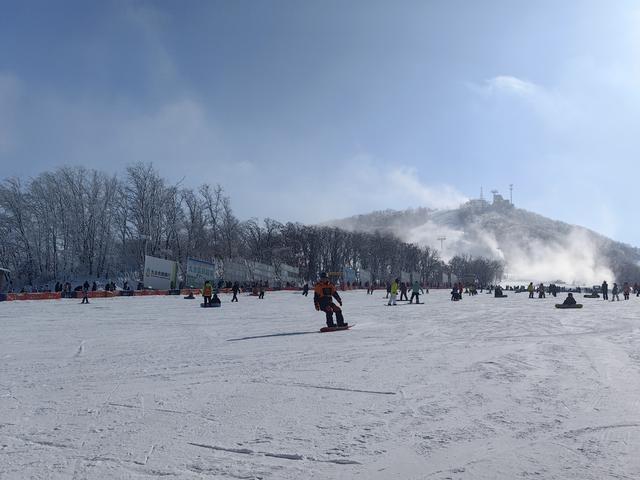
left=437, top=236, right=446, bottom=251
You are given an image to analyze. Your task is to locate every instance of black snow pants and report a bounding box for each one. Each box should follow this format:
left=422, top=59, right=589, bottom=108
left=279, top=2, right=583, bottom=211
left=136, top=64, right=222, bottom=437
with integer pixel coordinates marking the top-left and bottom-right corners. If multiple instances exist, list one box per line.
left=322, top=302, right=345, bottom=327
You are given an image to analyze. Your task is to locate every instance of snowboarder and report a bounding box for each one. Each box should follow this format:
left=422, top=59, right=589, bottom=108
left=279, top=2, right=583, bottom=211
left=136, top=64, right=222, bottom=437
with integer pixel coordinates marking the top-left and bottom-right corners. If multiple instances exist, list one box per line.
left=212, top=293, right=221, bottom=306
left=409, top=280, right=423, bottom=304
left=611, top=283, right=620, bottom=301
left=231, top=281, right=240, bottom=302
left=202, top=280, right=213, bottom=307
left=388, top=278, right=399, bottom=306
left=386, top=282, right=391, bottom=299
left=314, top=272, right=346, bottom=328
left=258, top=283, right=265, bottom=299
left=527, top=282, right=534, bottom=299
left=601, top=280, right=609, bottom=300
left=623, top=282, right=630, bottom=300
left=562, top=292, right=577, bottom=306
left=399, top=282, right=408, bottom=301
left=302, top=283, right=309, bottom=296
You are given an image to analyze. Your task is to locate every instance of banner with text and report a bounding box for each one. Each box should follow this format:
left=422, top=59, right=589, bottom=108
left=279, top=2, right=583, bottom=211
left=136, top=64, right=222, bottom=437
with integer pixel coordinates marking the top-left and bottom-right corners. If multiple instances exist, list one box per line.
left=143, top=255, right=178, bottom=290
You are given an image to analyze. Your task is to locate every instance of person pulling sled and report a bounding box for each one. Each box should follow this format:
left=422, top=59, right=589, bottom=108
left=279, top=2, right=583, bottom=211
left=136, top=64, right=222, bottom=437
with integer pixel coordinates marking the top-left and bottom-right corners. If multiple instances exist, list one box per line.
left=314, top=272, right=347, bottom=328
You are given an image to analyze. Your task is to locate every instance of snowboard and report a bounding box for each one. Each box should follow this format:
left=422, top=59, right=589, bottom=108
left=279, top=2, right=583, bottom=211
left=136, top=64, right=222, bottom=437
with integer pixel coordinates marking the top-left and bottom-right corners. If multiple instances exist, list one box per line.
left=320, top=324, right=353, bottom=333
left=555, top=304, right=583, bottom=309
left=494, top=295, right=508, bottom=298
left=201, top=303, right=221, bottom=308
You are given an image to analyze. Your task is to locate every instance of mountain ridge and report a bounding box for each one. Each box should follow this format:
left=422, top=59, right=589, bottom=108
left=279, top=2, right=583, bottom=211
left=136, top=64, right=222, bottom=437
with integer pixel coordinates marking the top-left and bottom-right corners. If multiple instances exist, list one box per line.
left=326, top=198, right=640, bottom=285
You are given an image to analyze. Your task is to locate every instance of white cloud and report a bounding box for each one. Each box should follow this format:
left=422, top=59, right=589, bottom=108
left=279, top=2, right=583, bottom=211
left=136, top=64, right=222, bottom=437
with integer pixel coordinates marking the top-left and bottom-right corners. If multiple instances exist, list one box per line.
left=337, top=154, right=467, bottom=212
left=483, top=75, right=539, bottom=97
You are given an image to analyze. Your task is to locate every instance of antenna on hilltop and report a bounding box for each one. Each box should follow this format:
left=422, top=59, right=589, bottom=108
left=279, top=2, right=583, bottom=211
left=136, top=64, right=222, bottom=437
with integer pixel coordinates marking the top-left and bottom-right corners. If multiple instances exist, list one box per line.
left=509, top=184, right=514, bottom=205
left=437, top=236, right=446, bottom=250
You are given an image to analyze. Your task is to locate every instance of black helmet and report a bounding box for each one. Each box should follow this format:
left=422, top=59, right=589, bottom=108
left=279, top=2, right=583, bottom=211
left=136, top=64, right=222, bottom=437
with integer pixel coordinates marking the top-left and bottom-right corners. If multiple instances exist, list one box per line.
left=319, top=272, right=328, bottom=279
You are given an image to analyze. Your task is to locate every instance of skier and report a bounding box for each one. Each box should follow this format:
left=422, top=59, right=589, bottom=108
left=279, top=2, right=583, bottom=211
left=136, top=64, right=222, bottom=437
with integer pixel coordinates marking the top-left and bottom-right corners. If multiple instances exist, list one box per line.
left=399, top=282, right=408, bottom=301
left=81, top=280, right=90, bottom=304
left=611, top=283, right=620, bottom=301
left=258, top=283, right=265, bottom=299
left=601, top=280, right=609, bottom=300
left=538, top=283, right=545, bottom=299
left=202, top=280, right=213, bottom=307
left=302, top=283, right=309, bottom=296
left=386, top=282, right=391, bottom=299
left=562, top=292, right=577, bottom=306
left=623, top=282, right=630, bottom=300
left=387, top=278, right=399, bottom=306
left=527, top=282, right=535, bottom=299
left=231, top=281, right=240, bottom=302
left=314, top=272, right=346, bottom=328
left=409, top=280, right=423, bottom=304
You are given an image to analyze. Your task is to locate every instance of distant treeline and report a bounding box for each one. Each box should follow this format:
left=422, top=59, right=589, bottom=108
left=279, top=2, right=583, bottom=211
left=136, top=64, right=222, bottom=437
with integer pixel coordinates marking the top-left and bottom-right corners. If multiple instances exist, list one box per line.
left=0, top=163, right=504, bottom=287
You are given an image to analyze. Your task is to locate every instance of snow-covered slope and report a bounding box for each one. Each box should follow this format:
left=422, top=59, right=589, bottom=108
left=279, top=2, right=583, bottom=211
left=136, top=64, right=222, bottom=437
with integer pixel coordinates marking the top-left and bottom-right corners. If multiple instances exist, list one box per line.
left=328, top=200, right=640, bottom=285
left=2, top=291, right=640, bottom=479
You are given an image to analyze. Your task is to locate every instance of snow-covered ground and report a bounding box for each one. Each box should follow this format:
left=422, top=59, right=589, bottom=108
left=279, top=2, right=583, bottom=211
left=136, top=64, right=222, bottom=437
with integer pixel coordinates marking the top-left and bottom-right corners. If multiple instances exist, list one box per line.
left=2, top=290, right=640, bottom=479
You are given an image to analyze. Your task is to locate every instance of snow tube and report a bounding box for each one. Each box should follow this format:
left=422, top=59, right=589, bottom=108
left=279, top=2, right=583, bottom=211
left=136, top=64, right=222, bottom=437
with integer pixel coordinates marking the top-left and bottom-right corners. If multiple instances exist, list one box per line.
left=555, top=304, right=583, bottom=309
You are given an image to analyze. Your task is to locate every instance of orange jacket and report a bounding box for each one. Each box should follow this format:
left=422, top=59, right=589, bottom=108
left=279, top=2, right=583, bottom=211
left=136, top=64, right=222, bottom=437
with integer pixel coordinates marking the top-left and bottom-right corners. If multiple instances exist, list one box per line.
left=314, top=281, right=342, bottom=309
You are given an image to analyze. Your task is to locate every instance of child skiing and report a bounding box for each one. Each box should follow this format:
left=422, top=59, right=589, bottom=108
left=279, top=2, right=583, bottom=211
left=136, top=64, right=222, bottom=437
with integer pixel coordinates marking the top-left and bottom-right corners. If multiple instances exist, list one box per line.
left=314, top=272, right=346, bottom=328
left=611, top=283, right=620, bottom=301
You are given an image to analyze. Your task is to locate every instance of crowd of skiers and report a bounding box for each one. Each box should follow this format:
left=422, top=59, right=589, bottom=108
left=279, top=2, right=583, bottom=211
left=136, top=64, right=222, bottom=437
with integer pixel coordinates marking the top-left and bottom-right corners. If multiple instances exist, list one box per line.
left=383, top=279, right=426, bottom=305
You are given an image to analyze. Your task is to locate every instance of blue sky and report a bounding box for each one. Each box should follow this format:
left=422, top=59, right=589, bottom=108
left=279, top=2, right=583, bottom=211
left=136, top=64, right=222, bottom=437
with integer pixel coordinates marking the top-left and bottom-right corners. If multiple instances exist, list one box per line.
left=1, top=1, right=639, bottom=245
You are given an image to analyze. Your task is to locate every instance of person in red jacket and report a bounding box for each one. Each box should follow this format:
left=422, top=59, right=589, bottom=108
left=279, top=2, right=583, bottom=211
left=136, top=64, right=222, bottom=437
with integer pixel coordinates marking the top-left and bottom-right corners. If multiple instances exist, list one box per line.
left=314, top=272, right=347, bottom=328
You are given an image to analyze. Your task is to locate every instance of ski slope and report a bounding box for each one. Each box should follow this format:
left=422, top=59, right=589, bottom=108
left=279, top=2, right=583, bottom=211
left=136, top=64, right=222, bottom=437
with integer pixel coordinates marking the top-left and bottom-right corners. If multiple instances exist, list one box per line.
left=1, top=290, right=640, bottom=479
